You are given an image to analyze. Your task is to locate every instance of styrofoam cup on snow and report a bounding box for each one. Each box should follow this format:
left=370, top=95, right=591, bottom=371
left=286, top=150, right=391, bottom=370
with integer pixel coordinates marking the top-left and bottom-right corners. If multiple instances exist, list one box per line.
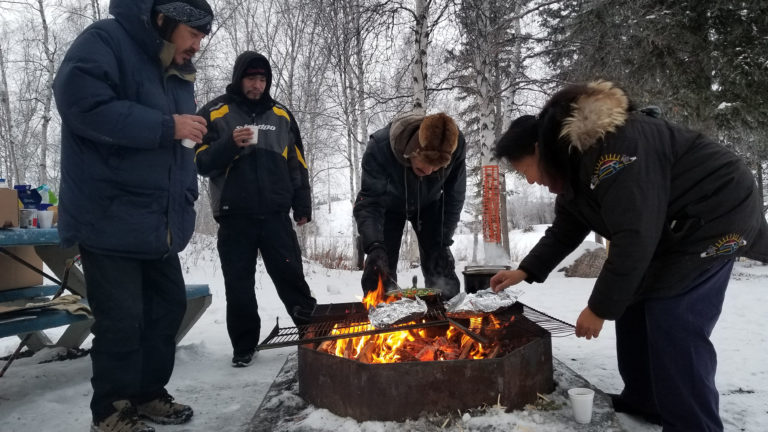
left=568, top=387, right=595, bottom=424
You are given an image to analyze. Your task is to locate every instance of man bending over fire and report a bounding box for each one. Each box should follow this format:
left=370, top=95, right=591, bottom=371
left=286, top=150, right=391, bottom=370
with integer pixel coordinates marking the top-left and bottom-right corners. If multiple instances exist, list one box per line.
left=354, top=112, right=467, bottom=298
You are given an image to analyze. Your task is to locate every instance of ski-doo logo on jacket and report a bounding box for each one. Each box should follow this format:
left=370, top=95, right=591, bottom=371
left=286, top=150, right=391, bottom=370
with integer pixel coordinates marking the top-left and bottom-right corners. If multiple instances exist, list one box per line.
left=590, top=153, right=637, bottom=189
left=238, top=123, right=276, bottom=131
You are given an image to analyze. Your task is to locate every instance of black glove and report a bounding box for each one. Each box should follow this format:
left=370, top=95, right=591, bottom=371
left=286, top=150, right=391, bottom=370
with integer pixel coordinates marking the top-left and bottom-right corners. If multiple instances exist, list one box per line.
left=426, top=247, right=460, bottom=298
left=431, top=247, right=456, bottom=277
left=361, top=246, right=389, bottom=294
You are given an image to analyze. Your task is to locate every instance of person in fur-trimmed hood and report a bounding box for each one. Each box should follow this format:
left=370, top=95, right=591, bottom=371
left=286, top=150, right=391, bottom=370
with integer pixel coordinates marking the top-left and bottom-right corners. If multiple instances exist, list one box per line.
left=354, top=112, right=467, bottom=297
left=490, top=81, right=768, bottom=431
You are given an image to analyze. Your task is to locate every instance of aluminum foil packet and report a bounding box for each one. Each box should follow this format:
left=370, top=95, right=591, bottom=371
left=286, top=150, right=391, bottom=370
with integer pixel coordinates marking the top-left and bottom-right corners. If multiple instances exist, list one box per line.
left=445, top=287, right=522, bottom=317
left=368, top=297, right=428, bottom=328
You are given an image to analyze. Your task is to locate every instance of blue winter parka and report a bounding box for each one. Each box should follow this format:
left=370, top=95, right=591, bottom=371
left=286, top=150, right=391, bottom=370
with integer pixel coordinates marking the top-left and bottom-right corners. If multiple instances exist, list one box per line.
left=53, top=0, right=198, bottom=258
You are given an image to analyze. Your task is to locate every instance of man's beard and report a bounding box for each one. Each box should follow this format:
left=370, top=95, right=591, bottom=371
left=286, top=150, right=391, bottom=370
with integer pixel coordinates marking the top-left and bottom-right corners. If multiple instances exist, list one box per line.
left=246, top=90, right=263, bottom=100
left=182, top=48, right=196, bottom=61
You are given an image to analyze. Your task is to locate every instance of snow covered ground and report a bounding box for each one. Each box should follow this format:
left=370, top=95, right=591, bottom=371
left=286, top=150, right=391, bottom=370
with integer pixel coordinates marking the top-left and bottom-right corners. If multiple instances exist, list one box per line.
left=1, top=219, right=766, bottom=431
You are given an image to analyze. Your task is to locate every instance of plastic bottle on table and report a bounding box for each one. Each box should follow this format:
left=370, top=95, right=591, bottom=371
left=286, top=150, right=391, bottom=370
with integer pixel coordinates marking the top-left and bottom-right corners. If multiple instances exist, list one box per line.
left=0, top=178, right=8, bottom=188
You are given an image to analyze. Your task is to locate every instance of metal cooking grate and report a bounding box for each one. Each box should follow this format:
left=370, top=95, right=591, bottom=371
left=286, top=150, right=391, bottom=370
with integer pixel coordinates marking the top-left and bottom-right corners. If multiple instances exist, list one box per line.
left=256, top=301, right=574, bottom=351
left=520, top=303, right=576, bottom=337
left=258, top=307, right=449, bottom=350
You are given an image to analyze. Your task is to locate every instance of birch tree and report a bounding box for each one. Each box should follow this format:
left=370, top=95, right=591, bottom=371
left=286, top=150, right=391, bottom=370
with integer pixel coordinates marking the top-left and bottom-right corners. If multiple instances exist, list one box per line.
left=448, top=0, right=534, bottom=260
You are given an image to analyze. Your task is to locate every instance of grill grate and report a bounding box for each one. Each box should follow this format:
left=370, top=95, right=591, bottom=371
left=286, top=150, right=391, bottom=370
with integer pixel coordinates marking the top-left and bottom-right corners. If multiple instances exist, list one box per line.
left=258, top=307, right=449, bottom=350
left=519, top=303, right=576, bottom=337
left=256, top=301, right=574, bottom=351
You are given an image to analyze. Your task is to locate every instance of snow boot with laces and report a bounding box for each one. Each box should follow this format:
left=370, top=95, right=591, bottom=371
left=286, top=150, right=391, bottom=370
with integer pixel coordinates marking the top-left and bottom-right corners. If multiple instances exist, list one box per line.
left=135, top=391, right=193, bottom=425
left=90, top=400, right=155, bottom=432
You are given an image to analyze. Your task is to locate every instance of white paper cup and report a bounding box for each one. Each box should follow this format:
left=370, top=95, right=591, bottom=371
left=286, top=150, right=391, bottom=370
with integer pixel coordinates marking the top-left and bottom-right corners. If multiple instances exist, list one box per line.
left=19, top=209, right=36, bottom=228
left=37, top=210, right=54, bottom=229
left=181, top=138, right=196, bottom=148
left=568, top=387, right=595, bottom=424
left=245, top=125, right=259, bottom=145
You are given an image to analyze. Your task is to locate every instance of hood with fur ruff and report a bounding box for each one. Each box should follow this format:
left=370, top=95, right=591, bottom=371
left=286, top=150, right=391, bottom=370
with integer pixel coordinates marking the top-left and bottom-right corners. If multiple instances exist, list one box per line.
left=561, top=81, right=630, bottom=152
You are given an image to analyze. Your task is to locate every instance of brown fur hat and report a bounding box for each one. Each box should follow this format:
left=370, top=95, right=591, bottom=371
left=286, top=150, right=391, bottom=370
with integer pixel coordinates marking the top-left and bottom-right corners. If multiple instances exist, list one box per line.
left=412, top=113, right=459, bottom=167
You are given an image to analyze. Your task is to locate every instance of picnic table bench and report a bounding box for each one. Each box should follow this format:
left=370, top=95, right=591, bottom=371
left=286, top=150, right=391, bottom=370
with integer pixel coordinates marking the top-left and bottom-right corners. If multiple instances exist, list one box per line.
left=0, top=228, right=212, bottom=373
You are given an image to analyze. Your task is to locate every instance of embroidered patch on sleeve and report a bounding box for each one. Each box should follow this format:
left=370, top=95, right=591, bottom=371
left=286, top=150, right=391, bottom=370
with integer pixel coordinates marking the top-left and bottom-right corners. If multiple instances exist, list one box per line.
left=700, top=233, right=747, bottom=258
left=590, top=153, right=637, bottom=189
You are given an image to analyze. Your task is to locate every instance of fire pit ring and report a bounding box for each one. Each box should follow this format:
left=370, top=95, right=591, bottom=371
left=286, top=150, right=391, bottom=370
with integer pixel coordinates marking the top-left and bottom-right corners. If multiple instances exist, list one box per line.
left=297, top=316, right=554, bottom=422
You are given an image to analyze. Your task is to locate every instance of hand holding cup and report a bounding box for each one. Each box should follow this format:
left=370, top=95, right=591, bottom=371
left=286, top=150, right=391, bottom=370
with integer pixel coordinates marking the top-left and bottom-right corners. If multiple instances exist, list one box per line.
left=233, top=125, right=259, bottom=147
left=173, top=114, right=207, bottom=147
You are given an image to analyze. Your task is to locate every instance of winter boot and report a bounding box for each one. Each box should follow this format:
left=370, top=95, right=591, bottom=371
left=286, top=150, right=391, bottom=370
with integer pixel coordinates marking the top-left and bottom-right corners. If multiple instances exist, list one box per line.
left=135, top=391, right=193, bottom=425
left=90, top=400, right=155, bottom=432
left=232, top=348, right=257, bottom=367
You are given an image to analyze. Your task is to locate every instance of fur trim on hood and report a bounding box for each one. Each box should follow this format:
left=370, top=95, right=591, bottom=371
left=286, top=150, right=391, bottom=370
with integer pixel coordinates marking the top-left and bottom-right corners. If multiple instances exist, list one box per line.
left=389, top=112, right=459, bottom=167
left=561, top=80, right=629, bottom=152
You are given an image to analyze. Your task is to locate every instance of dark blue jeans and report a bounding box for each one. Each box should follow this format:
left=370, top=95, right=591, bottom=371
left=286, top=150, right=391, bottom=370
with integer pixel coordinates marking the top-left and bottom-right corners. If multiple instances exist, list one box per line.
left=80, top=247, right=187, bottom=422
left=616, top=259, right=734, bottom=431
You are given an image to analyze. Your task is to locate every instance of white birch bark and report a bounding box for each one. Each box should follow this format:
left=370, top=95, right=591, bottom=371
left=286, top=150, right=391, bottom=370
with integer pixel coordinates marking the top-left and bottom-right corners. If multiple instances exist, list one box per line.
left=0, top=46, right=18, bottom=183
left=36, top=0, right=55, bottom=185
left=411, top=0, right=428, bottom=114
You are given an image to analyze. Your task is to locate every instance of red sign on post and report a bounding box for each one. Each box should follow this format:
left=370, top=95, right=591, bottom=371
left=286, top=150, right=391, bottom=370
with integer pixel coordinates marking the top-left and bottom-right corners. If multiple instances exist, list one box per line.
left=482, top=165, right=501, bottom=244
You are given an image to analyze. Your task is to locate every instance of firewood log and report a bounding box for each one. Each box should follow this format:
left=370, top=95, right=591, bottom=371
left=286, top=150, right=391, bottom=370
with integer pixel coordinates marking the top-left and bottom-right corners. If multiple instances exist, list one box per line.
left=487, top=344, right=501, bottom=359
left=459, top=340, right=475, bottom=359
left=343, top=339, right=355, bottom=359
left=416, top=345, right=437, bottom=361
left=356, top=340, right=378, bottom=363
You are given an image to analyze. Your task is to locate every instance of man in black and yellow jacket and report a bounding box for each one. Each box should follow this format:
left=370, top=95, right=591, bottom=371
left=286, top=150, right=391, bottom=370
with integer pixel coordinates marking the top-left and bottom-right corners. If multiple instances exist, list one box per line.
left=195, top=51, right=316, bottom=367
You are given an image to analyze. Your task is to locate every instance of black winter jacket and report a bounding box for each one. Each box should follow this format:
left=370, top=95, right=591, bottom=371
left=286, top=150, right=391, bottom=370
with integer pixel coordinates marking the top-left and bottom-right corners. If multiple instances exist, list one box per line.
left=54, top=0, right=198, bottom=258
left=354, top=114, right=467, bottom=252
left=194, top=52, right=311, bottom=221
left=519, top=83, right=768, bottom=320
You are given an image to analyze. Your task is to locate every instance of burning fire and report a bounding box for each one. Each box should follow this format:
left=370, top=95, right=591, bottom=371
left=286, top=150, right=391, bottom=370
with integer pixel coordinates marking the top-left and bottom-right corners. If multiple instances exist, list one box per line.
left=318, top=277, right=512, bottom=363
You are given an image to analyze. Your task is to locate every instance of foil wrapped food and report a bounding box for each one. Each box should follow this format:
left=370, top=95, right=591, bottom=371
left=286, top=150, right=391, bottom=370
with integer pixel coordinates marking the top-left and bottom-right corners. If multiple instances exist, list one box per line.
left=368, top=297, right=428, bottom=328
left=444, top=287, right=522, bottom=318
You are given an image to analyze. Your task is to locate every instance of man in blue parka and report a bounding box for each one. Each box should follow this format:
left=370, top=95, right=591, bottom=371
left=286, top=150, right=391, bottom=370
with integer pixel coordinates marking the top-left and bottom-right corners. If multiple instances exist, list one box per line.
left=53, top=1, right=212, bottom=430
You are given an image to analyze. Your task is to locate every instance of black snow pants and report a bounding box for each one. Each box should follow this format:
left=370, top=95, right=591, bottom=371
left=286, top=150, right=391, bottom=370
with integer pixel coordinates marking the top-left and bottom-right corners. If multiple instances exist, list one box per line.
left=381, top=201, right=460, bottom=298
left=217, top=213, right=316, bottom=356
left=80, top=247, right=187, bottom=423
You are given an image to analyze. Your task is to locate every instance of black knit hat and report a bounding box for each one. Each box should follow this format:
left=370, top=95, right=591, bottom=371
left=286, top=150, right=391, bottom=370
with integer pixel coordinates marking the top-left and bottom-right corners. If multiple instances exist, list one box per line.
left=243, top=56, right=271, bottom=79
left=154, top=0, right=213, bottom=35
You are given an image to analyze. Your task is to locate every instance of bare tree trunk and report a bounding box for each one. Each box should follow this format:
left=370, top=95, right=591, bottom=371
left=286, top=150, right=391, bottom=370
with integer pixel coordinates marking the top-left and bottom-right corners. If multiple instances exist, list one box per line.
left=36, top=0, right=55, bottom=185
left=499, top=173, right=511, bottom=255
left=89, top=0, right=102, bottom=20
left=412, top=0, right=428, bottom=113
left=0, top=46, right=18, bottom=184
left=757, top=162, right=764, bottom=212
left=476, top=0, right=501, bottom=259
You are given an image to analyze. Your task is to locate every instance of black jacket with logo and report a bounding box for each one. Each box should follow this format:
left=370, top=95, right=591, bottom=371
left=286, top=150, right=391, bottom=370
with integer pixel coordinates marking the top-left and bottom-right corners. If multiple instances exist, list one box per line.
left=519, top=83, right=768, bottom=320
left=194, top=52, right=311, bottom=221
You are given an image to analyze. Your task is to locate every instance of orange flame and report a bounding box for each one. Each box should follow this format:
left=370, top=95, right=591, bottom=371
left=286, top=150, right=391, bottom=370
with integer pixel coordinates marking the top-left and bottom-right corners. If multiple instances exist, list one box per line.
left=362, top=275, right=398, bottom=311
left=324, top=279, right=513, bottom=363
